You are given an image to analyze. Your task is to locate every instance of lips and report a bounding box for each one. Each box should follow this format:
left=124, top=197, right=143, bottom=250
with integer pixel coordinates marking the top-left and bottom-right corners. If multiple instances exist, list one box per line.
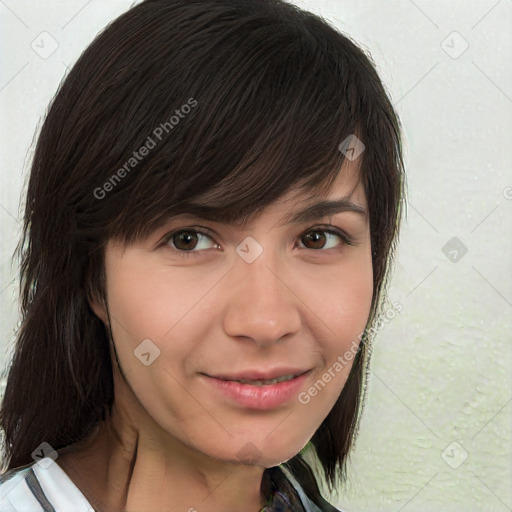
left=202, top=370, right=312, bottom=409
left=205, top=368, right=311, bottom=386
left=231, top=374, right=298, bottom=386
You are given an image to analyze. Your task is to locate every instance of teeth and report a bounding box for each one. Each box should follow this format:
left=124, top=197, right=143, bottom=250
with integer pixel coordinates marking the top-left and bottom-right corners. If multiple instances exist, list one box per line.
left=236, top=374, right=296, bottom=386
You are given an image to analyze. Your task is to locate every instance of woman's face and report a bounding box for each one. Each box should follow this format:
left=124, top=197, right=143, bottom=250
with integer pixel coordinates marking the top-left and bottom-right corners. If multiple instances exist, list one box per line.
left=96, top=162, right=373, bottom=467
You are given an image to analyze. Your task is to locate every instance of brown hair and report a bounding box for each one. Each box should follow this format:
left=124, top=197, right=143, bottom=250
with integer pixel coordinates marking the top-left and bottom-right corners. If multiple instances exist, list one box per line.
left=0, top=0, right=405, bottom=508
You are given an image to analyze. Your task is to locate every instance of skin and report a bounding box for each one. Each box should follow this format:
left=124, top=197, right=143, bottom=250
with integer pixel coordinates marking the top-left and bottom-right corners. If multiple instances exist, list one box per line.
left=57, top=160, right=373, bottom=512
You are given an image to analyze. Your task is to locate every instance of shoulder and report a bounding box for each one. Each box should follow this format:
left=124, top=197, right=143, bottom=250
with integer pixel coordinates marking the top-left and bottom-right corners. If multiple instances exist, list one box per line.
left=0, top=457, right=94, bottom=512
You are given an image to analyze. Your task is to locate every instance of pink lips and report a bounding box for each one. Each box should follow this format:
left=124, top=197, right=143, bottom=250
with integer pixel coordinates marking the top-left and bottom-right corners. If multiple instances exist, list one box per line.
left=203, top=370, right=311, bottom=410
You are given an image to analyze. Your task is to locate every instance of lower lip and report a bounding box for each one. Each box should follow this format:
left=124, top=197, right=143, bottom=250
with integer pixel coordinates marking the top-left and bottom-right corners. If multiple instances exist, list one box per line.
left=204, top=372, right=311, bottom=410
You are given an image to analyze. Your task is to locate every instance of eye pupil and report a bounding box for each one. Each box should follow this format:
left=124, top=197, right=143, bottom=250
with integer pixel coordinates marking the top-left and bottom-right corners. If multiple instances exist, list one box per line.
left=174, top=231, right=198, bottom=250
left=303, top=231, right=326, bottom=249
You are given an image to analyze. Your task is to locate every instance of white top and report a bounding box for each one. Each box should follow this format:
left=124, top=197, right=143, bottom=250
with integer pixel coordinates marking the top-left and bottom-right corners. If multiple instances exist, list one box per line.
left=0, top=457, right=330, bottom=512
left=0, top=457, right=94, bottom=512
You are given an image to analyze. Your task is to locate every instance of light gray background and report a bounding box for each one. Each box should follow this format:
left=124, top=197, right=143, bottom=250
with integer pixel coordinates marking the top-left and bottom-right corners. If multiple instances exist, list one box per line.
left=1, top=1, right=511, bottom=511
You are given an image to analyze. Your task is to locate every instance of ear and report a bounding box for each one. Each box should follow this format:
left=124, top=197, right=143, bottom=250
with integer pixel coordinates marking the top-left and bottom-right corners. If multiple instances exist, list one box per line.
left=85, top=255, right=109, bottom=326
left=85, top=276, right=109, bottom=326
left=89, top=295, right=109, bottom=326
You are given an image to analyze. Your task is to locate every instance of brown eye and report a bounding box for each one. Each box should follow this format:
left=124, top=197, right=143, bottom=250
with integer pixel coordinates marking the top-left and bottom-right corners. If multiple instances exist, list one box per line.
left=298, top=228, right=352, bottom=251
left=301, top=230, right=327, bottom=249
left=172, top=230, right=199, bottom=251
left=163, top=228, right=219, bottom=258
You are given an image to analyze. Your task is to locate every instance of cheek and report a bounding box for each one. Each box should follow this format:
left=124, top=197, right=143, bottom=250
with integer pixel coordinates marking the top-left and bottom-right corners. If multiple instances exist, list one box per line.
left=105, top=252, right=224, bottom=343
left=103, top=256, right=212, bottom=435
left=301, top=248, right=373, bottom=396
left=336, top=241, right=373, bottom=327
left=299, top=245, right=373, bottom=345
left=330, top=263, right=373, bottom=347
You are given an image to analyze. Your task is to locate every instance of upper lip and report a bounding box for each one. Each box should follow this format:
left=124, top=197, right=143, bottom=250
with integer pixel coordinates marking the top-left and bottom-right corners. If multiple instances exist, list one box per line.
left=204, top=367, right=312, bottom=381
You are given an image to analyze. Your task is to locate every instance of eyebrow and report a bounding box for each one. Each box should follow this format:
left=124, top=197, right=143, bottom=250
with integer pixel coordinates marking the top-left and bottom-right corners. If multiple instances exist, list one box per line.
left=282, top=198, right=368, bottom=225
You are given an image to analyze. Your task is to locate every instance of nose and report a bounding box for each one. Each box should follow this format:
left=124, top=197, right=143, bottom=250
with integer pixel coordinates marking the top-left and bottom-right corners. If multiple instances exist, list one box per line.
left=222, top=249, right=302, bottom=347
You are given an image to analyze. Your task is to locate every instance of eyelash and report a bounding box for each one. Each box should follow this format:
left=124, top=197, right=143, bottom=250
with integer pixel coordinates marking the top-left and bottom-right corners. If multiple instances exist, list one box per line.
left=160, top=225, right=354, bottom=259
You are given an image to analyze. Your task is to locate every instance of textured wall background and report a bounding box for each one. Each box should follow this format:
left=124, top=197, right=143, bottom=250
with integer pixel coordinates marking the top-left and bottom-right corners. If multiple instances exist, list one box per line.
left=0, top=1, right=511, bottom=511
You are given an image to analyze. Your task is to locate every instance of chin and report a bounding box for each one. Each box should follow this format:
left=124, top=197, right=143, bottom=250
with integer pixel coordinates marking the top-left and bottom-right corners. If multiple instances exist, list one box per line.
left=201, top=435, right=309, bottom=468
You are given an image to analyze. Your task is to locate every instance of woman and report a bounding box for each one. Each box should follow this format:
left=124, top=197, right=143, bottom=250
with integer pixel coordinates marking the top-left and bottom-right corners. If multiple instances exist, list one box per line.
left=0, top=0, right=405, bottom=510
